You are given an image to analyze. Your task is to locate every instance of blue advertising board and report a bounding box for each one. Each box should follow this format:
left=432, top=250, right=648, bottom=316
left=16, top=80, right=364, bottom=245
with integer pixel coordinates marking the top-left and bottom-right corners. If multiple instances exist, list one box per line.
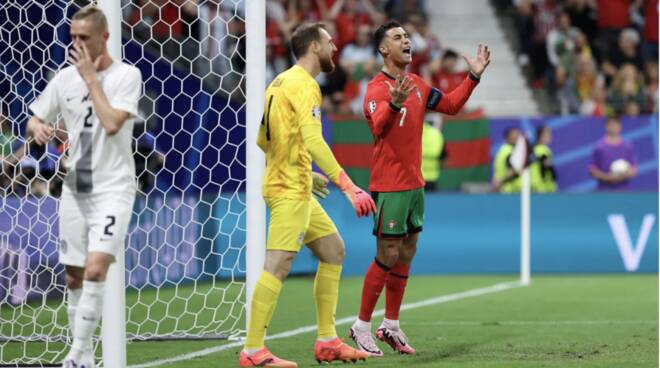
left=0, top=192, right=656, bottom=303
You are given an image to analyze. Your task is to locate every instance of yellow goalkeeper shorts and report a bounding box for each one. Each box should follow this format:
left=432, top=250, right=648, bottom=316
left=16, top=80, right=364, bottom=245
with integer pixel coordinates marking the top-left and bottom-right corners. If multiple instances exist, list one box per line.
left=265, top=196, right=337, bottom=252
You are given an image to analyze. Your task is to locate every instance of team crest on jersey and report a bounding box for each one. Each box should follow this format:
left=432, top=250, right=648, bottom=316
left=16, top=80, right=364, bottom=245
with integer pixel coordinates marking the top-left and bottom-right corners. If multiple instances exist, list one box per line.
left=368, top=100, right=376, bottom=114
left=387, top=220, right=396, bottom=230
left=297, top=231, right=305, bottom=245
left=312, top=105, right=321, bottom=120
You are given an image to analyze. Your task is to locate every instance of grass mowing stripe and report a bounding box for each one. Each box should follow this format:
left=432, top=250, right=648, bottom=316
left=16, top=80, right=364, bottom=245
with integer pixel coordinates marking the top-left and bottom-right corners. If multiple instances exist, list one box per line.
left=129, top=280, right=524, bottom=368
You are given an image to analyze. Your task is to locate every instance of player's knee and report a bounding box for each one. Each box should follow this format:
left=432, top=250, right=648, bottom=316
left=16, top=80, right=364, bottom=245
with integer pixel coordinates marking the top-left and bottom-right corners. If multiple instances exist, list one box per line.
left=65, top=273, right=83, bottom=289
left=331, top=237, right=345, bottom=263
left=384, top=246, right=400, bottom=266
left=264, top=252, right=296, bottom=281
left=84, top=267, right=107, bottom=282
left=401, top=242, right=417, bottom=261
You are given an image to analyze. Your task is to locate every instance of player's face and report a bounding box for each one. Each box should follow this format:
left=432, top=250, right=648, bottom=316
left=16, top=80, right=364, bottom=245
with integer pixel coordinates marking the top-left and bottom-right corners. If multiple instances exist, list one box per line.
left=381, top=27, right=412, bottom=65
left=606, top=120, right=622, bottom=136
left=316, top=28, right=337, bottom=73
left=70, top=19, right=108, bottom=61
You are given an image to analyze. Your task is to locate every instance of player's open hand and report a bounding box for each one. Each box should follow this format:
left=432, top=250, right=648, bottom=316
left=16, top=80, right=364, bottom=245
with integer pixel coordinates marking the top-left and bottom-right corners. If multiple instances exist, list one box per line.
left=70, top=43, right=101, bottom=84
left=463, top=44, right=491, bottom=78
left=312, top=172, right=330, bottom=199
left=27, top=119, right=54, bottom=146
left=385, top=74, right=415, bottom=107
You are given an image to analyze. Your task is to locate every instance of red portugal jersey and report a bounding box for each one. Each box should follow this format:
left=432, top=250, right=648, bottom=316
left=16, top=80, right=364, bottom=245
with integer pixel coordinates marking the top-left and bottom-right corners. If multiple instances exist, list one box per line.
left=363, top=70, right=479, bottom=192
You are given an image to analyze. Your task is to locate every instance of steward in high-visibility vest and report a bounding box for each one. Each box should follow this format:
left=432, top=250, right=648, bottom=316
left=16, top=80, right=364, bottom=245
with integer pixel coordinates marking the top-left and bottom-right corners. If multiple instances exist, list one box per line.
left=493, top=127, right=521, bottom=193
left=422, top=121, right=446, bottom=191
left=531, top=126, right=557, bottom=192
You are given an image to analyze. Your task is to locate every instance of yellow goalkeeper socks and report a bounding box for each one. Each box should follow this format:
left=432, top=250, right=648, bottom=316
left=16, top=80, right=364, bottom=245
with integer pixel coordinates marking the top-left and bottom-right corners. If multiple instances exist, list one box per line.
left=244, top=271, right=283, bottom=350
left=314, top=262, right=342, bottom=340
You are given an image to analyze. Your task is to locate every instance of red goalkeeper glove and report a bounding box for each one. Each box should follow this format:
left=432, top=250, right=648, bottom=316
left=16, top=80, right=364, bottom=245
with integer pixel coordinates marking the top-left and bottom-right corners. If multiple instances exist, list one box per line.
left=335, top=171, right=377, bottom=217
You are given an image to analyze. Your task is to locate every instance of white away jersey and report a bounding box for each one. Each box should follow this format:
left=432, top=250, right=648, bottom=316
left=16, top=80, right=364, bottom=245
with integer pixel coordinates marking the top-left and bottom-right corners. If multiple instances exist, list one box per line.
left=29, top=61, right=142, bottom=194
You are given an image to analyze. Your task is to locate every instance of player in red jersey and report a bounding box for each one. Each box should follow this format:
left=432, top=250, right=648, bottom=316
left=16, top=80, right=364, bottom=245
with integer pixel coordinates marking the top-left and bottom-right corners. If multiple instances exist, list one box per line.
left=348, top=21, right=491, bottom=356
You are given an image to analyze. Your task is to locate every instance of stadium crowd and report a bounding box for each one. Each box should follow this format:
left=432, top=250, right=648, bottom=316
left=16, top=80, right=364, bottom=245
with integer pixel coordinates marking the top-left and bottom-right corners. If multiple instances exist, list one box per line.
left=504, top=0, right=658, bottom=116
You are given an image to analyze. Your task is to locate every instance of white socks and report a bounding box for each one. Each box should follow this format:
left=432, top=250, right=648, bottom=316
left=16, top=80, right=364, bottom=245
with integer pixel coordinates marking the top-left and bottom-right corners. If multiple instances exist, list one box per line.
left=71, top=281, right=105, bottom=353
left=353, top=319, right=371, bottom=332
left=66, top=288, right=82, bottom=337
left=382, top=318, right=400, bottom=330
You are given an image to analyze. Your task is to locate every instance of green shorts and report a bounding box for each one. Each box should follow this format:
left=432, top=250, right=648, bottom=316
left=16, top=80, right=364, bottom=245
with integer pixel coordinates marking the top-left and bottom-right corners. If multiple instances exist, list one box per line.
left=372, top=188, right=424, bottom=238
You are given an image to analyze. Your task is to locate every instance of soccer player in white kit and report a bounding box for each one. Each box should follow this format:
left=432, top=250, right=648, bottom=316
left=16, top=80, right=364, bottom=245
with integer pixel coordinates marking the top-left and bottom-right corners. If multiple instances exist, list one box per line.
left=26, top=5, right=142, bottom=368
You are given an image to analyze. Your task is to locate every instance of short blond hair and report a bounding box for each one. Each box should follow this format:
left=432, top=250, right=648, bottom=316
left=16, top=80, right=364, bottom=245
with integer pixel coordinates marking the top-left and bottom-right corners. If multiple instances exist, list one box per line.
left=72, top=5, right=108, bottom=32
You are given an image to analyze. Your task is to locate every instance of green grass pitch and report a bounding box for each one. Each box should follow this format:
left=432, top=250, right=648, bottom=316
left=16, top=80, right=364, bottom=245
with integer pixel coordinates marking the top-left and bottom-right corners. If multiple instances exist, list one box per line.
left=2, top=274, right=657, bottom=367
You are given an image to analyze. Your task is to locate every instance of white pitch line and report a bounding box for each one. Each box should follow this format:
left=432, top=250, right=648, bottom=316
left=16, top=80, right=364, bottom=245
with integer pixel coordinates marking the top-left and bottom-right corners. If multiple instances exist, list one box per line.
left=129, top=280, right=524, bottom=368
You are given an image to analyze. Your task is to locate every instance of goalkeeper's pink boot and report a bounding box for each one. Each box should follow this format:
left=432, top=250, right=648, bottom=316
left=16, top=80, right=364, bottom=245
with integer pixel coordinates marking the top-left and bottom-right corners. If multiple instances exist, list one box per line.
left=239, top=347, right=297, bottom=367
left=376, top=325, right=417, bottom=355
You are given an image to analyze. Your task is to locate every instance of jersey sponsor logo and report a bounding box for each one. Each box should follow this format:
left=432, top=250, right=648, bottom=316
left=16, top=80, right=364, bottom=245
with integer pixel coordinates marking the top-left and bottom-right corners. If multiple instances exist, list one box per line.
left=312, top=105, right=321, bottom=120
left=368, top=100, right=376, bottom=114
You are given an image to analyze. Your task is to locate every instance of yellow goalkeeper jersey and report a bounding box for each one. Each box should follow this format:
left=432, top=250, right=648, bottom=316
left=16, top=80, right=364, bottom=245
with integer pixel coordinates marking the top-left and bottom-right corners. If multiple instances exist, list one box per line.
left=258, top=65, right=323, bottom=200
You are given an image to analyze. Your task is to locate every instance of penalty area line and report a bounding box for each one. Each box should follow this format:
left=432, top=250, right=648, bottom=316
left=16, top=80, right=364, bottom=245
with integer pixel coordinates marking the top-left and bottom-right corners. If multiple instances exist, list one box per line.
left=129, top=280, right=525, bottom=368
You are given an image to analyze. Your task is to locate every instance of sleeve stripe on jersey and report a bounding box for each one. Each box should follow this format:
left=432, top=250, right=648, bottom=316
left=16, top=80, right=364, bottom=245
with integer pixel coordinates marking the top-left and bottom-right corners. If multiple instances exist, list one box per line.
left=266, top=94, right=274, bottom=141
left=426, top=88, right=443, bottom=110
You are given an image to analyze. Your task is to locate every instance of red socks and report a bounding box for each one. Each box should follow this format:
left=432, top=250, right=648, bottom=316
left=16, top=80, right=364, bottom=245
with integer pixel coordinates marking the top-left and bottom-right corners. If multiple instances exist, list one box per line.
left=385, top=263, right=410, bottom=320
left=359, top=259, right=412, bottom=322
left=358, top=259, right=390, bottom=322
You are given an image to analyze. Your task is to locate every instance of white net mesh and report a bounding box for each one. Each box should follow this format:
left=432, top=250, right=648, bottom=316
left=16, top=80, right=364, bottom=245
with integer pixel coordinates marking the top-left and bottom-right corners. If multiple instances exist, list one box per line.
left=0, top=0, right=247, bottom=365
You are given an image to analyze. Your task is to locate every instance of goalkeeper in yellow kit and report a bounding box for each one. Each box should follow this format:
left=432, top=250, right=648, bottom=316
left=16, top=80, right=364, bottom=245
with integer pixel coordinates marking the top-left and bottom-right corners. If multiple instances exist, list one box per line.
left=239, top=23, right=376, bottom=367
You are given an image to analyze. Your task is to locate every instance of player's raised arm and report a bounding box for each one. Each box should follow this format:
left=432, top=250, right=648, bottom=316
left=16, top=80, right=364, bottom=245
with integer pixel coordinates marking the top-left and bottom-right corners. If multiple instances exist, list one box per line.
left=427, top=44, right=491, bottom=115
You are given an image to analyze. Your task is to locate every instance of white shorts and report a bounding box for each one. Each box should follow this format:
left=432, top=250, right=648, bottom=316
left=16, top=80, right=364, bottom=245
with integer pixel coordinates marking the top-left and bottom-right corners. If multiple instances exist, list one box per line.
left=58, top=190, right=135, bottom=267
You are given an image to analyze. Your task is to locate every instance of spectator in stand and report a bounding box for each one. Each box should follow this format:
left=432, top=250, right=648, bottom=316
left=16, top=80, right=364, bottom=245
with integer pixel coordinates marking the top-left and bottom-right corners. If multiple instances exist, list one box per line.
left=514, top=0, right=535, bottom=67
left=430, top=50, right=469, bottom=95
left=197, top=0, right=245, bottom=91
left=126, top=0, right=197, bottom=41
left=589, top=116, right=638, bottom=191
left=608, top=63, right=647, bottom=115
left=339, top=24, right=379, bottom=114
left=532, top=0, right=560, bottom=86
left=328, top=0, right=379, bottom=49
left=403, top=14, right=440, bottom=76
left=644, top=61, right=659, bottom=113
left=642, top=0, right=659, bottom=63
left=595, top=0, right=633, bottom=63
left=575, top=53, right=607, bottom=115
left=384, top=0, right=426, bottom=22
left=492, top=127, right=522, bottom=193
left=602, top=28, right=645, bottom=83
left=546, top=11, right=580, bottom=113
left=531, top=125, right=557, bottom=193
left=565, top=0, right=598, bottom=45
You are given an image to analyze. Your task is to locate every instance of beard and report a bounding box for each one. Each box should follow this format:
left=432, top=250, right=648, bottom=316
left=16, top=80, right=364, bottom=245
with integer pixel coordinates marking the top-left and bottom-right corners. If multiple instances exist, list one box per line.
left=320, top=54, right=335, bottom=73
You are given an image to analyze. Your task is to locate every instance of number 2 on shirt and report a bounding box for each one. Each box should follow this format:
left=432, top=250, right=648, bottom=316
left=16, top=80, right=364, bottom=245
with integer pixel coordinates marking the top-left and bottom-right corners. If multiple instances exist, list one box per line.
left=399, top=107, right=407, bottom=127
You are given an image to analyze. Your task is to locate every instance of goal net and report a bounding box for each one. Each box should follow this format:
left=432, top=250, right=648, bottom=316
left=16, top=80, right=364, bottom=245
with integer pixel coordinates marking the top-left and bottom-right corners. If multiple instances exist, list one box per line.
left=0, top=0, right=247, bottom=365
